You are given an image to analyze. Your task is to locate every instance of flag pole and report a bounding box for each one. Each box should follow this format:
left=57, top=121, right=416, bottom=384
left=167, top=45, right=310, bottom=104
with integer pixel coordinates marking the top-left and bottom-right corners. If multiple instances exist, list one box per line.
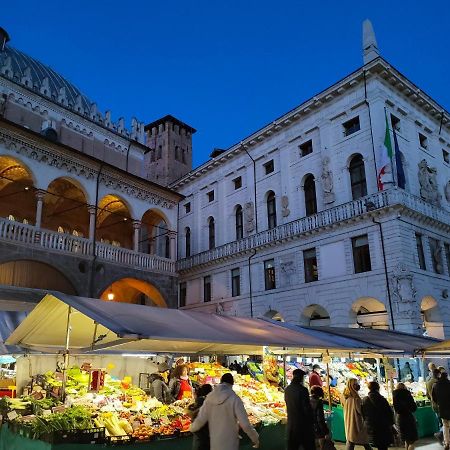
left=384, top=108, right=397, bottom=188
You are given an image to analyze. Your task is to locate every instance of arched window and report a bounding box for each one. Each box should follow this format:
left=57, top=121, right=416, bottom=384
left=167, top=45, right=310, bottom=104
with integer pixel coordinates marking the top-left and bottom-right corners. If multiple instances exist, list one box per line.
left=304, top=175, right=317, bottom=216
left=267, top=191, right=277, bottom=229
left=349, top=155, right=367, bottom=200
left=208, top=217, right=215, bottom=249
left=164, top=235, right=170, bottom=258
left=235, top=205, right=243, bottom=240
left=185, top=227, right=191, bottom=257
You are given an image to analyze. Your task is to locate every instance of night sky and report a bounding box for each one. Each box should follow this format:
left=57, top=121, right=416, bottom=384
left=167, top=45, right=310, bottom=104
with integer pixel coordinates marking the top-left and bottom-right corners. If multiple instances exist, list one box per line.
left=2, top=1, right=449, bottom=167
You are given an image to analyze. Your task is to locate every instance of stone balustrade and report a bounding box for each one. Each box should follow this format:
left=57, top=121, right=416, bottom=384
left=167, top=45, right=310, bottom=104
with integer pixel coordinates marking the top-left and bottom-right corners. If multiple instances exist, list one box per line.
left=0, top=219, right=175, bottom=274
left=177, top=188, right=450, bottom=272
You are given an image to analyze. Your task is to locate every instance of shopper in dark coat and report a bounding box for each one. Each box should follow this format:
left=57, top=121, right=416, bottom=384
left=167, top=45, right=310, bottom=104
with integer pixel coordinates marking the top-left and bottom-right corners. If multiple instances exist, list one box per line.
left=361, top=381, right=394, bottom=450
left=284, top=369, right=315, bottom=450
left=310, top=386, right=329, bottom=449
left=187, top=384, right=213, bottom=450
left=432, top=372, right=450, bottom=450
left=393, top=383, right=418, bottom=449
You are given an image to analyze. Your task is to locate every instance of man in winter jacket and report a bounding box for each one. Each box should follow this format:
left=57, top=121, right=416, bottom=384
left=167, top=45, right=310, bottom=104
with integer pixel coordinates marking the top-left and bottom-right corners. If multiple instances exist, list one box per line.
left=284, top=369, right=315, bottom=450
left=432, top=372, right=450, bottom=450
left=190, top=373, right=259, bottom=450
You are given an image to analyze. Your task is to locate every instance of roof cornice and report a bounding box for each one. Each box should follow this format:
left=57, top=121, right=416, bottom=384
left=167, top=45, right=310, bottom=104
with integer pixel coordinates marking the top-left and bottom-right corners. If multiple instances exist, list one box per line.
left=170, top=57, right=450, bottom=189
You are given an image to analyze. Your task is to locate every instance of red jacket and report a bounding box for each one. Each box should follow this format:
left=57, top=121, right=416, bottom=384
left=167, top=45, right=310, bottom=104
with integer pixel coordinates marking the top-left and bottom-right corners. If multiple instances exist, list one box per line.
left=309, top=371, right=323, bottom=387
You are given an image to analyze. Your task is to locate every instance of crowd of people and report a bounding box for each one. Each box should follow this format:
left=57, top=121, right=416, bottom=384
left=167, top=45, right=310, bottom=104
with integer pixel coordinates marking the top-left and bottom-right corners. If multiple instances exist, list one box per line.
left=147, top=358, right=450, bottom=450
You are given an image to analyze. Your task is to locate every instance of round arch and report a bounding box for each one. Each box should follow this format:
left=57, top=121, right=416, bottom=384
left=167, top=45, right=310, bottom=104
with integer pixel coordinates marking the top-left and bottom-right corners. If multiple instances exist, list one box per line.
left=300, top=172, right=315, bottom=188
left=100, top=278, right=167, bottom=308
left=421, top=296, right=444, bottom=338
left=350, top=297, right=388, bottom=329
left=263, top=309, right=284, bottom=322
left=141, top=209, right=170, bottom=256
left=0, top=259, right=77, bottom=294
left=346, top=152, right=365, bottom=169
left=300, top=304, right=330, bottom=327
left=0, top=155, right=36, bottom=224
left=43, top=177, right=89, bottom=236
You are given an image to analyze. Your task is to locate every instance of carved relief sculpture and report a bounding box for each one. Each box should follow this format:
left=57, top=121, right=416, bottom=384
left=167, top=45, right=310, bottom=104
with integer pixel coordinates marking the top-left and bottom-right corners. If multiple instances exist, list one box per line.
left=390, top=263, right=418, bottom=319
left=281, top=195, right=290, bottom=217
left=418, top=159, right=441, bottom=206
left=321, top=157, right=335, bottom=204
left=244, top=201, right=255, bottom=233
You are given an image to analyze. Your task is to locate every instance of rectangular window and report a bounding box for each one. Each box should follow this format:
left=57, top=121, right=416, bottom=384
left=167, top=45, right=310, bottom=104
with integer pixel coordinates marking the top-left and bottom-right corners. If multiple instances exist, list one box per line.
left=182, top=149, right=186, bottom=164
left=233, top=176, right=242, bottom=190
left=419, top=133, right=428, bottom=150
left=264, top=160, right=274, bottom=175
left=415, top=233, right=426, bottom=270
left=179, top=282, right=186, bottom=308
left=157, top=145, right=162, bottom=159
left=443, top=149, right=449, bottom=164
left=231, top=268, right=241, bottom=297
left=264, top=259, right=276, bottom=290
left=203, top=276, right=211, bottom=302
left=390, top=114, right=401, bottom=132
left=184, top=202, right=191, bottom=214
left=299, top=139, right=313, bottom=157
left=303, top=248, right=318, bottom=282
left=429, top=238, right=442, bottom=274
left=352, top=235, right=372, bottom=273
left=343, top=116, right=360, bottom=137
left=207, top=190, right=215, bottom=202
left=444, top=243, right=450, bottom=276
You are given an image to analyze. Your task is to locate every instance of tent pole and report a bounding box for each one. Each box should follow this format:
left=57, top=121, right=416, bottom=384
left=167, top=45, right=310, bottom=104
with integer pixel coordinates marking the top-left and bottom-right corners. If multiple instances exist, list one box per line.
left=326, top=351, right=332, bottom=412
left=282, top=349, right=287, bottom=388
left=61, top=306, right=72, bottom=402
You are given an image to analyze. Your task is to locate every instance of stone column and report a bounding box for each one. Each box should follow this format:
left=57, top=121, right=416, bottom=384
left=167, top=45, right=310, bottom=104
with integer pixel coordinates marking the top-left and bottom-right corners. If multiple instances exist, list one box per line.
left=132, top=220, right=141, bottom=252
left=169, top=230, right=177, bottom=260
left=88, top=206, right=97, bottom=240
left=34, top=190, right=45, bottom=228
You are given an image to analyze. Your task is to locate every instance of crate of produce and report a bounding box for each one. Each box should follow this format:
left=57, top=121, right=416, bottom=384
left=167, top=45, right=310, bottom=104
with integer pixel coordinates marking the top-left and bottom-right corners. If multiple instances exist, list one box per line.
left=105, top=435, right=136, bottom=446
left=43, top=426, right=106, bottom=444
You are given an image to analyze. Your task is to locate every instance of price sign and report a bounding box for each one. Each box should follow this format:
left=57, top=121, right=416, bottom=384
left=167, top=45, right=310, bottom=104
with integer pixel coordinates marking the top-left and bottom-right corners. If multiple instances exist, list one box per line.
left=21, top=415, right=36, bottom=422
left=322, top=355, right=331, bottom=364
left=7, top=411, right=18, bottom=421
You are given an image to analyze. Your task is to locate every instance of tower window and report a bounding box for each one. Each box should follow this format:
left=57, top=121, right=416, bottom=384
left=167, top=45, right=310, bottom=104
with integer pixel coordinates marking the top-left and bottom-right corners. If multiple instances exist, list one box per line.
left=264, top=160, right=274, bottom=175
left=233, top=176, right=242, bottom=190
left=343, top=116, right=360, bottom=137
left=390, top=114, right=401, bottom=132
left=207, top=190, right=215, bottom=202
left=419, top=133, right=428, bottom=150
left=231, top=268, right=241, bottom=297
left=303, top=248, right=318, bottom=282
left=264, top=259, right=276, bottom=290
left=299, top=140, right=313, bottom=157
left=184, top=202, right=191, bottom=214
left=182, top=149, right=186, bottom=164
left=157, top=145, right=162, bottom=159
left=174, top=146, right=180, bottom=161
left=352, top=235, right=371, bottom=273
left=179, top=282, right=187, bottom=307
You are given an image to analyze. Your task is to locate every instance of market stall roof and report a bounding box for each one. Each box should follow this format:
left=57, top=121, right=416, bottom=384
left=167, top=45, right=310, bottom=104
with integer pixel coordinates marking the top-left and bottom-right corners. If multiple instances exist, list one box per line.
left=6, top=293, right=379, bottom=355
left=266, top=321, right=441, bottom=356
left=418, top=339, right=450, bottom=356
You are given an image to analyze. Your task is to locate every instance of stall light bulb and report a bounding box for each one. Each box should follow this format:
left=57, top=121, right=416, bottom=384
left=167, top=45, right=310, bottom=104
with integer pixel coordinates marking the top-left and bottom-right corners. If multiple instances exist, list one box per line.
left=107, top=292, right=115, bottom=301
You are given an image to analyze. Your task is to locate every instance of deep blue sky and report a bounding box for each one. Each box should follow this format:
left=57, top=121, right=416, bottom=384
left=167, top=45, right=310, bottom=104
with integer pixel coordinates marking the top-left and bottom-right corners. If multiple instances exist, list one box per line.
left=2, top=1, right=449, bottom=167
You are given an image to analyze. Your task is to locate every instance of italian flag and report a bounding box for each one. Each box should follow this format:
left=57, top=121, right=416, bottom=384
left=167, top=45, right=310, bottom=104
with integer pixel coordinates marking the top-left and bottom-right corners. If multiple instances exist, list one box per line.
left=377, top=113, right=393, bottom=190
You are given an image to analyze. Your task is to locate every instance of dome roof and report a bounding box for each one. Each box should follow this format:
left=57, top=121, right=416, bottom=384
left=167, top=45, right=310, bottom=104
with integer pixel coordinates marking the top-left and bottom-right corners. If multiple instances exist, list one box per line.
left=0, top=44, right=92, bottom=112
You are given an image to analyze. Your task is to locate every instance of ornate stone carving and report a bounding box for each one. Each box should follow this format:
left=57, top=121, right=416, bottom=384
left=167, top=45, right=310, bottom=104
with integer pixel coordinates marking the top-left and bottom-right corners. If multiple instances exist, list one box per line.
left=429, top=239, right=444, bottom=274
left=390, top=263, right=417, bottom=314
left=244, top=202, right=255, bottom=233
left=445, top=180, right=450, bottom=203
left=418, top=159, right=441, bottom=206
left=280, top=257, right=296, bottom=287
left=281, top=195, right=290, bottom=217
left=321, top=157, right=335, bottom=204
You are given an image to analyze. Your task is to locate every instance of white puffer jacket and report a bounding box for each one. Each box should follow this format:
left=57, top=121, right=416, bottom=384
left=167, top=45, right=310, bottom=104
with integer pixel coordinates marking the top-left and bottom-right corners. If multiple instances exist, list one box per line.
left=190, top=383, right=259, bottom=450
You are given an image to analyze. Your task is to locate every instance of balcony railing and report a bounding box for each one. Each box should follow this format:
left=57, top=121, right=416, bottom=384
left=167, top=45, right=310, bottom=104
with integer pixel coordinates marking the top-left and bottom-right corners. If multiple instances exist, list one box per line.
left=177, top=188, right=450, bottom=272
left=0, top=219, right=175, bottom=274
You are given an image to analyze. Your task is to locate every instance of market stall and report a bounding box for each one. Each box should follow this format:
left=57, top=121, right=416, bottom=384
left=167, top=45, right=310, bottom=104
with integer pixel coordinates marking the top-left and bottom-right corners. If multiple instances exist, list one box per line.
left=0, top=293, right=443, bottom=448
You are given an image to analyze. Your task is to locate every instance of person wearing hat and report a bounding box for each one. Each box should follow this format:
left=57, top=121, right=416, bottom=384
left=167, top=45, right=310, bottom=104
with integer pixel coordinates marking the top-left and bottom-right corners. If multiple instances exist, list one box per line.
left=309, top=364, right=323, bottom=388
left=148, top=362, right=173, bottom=404
left=285, top=369, right=315, bottom=450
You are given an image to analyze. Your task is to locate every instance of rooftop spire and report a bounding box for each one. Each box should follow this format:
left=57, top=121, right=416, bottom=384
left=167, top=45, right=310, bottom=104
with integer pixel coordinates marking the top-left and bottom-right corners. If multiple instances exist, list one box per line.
left=362, top=19, right=379, bottom=64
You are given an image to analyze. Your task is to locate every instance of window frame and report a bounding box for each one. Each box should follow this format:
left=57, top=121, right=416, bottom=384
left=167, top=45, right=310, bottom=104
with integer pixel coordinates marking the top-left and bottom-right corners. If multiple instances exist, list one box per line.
left=352, top=235, right=372, bottom=274
left=235, top=205, right=244, bottom=240
left=185, top=227, right=191, bottom=258
left=264, top=259, right=276, bottom=290
left=415, top=233, right=426, bottom=270
left=231, top=268, right=241, bottom=297
left=303, top=248, right=318, bottom=283
left=184, top=202, right=191, bottom=214
left=207, top=190, right=215, bottom=202
left=419, top=133, right=428, bottom=150
left=390, top=114, right=401, bottom=133
left=267, top=191, right=277, bottom=229
left=264, top=159, right=274, bottom=175
left=343, top=116, right=361, bottom=137
left=233, top=176, right=242, bottom=190
left=304, top=175, right=317, bottom=216
left=208, top=217, right=215, bottom=249
left=203, top=276, right=212, bottom=302
left=299, top=139, right=313, bottom=157
left=443, top=149, right=449, bottom=164
left=349, top=154, right=368, bottom=200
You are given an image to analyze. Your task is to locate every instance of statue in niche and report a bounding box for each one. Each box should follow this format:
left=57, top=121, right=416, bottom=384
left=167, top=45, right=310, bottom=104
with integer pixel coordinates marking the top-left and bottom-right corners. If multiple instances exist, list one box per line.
left=418, top=159, right=441, bottom=206
left=430, top=240, right=444, bottom=274
left=445, top=180, right=450, bottom=203
left=0, top=94, right=6, bottom=115
left=244, top=202, right=255, bottom=233
left=280, top=259, right=296, bottom=287
left=321, top=157, right=335, bottom=204
left=281, top=195, right=290, bottom=217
